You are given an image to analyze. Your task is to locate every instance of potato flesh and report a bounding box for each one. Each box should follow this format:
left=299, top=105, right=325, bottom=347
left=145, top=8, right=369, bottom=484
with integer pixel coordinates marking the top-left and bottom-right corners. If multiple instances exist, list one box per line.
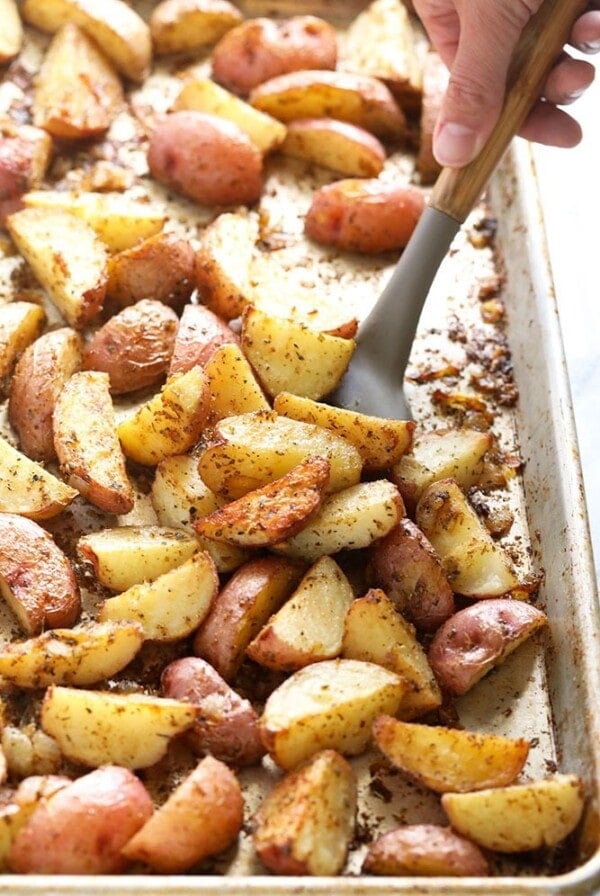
left=0, top=435, right=77, bottom=520
left=0, top=0, right=23, bottom=63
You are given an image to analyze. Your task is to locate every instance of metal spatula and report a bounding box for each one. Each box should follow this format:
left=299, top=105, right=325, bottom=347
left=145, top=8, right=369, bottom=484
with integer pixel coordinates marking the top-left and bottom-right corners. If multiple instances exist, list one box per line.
left=331, top=0, right=586, bottom=419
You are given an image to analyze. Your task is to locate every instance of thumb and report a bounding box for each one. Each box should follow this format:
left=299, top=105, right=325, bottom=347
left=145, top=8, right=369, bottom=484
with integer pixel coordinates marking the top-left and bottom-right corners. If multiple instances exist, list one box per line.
left=433, top=3, right=542, bottom=167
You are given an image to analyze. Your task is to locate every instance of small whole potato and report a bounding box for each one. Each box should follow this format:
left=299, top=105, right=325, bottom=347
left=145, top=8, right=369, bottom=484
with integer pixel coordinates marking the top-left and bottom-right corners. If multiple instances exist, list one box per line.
left=148, top=111, right=263, bottom=206
left=211, top=15, right=337, bottom=95
left=82, top=299, right=179, bottom=394
left=305, top=178, right=426, bottom=254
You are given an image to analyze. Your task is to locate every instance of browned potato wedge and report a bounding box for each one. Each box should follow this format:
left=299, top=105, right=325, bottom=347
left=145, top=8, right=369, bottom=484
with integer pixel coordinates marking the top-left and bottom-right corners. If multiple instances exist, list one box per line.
left=121, top=756, right=243, bottom=872
left=280, top=117, right=386, bottom=177
left=0, top=300, right=45, bottom=383
left=247, top=556, right=354, bottom=671
left=250, top=70, right=406, bottom=139
left=21, top=0, right=152, bottom=83
left=150, top=0, right=242, bottom=55
left=0, top=513, right=80, bottom=635
left=198, top=410, right=363, bottom=500
left=41, top=686, right=198, bottom=769
left=368, top=518, right=455, bottom=631
left=106, top=233, right=195, bottom=313
left=342, top=589, right=441, bottom=720
left=194, top=456, right=330, bottom=548
left=259, top=658, right=407, bottom=770
left=97, top=551, right=218, bottom=642
left=117, top=366, right=211, bottom=466
left=362, top=824, right=489, bottom=877
left=212, top=16, right=337, bottom=95
left=32, top=23, right=123, bottom=140
left=415, top=478, right=520, bottom=597
left=305, top=179, right=425, bottom=254
left=0, top=0, right=23, bottom=64
left=253, top=749, right=356, bottom=875
left=6, top=208, right=107, bottom=328
left=0, top=124, right=52, bottom=224
left=82, top=299, right=178, bottom=394
left=8, top=327, right=83, bottom=463
left=0, top=620, right=144, bottom=688
left=53, top=370, right=134, bottom=514
left=8, top=766, right=153, bottom=875
left=174, top=75, right=287, bottom=153
left=427, top=598, right=548, bottom=696
left=194, top=210, right=258, bottom=320
left=193, top=555, right=304, bottom=681
left=169, top=303, right=240, bottom=374
left=373, top=716, right=529, bottom=793
left=148, top=111, right=263, bottom=207
left=441, top=775, right=585, bottom=853
left=241, top=306, right=355, bottom=401
left=0, top=436, right=78, bottom=520
left=161, top=656, right=265, bottom=766
left=417, top=51, right=448, bottom=185
left=204, top=343, right=270, bottom=424
left=273, top=479, right=404, bottom=563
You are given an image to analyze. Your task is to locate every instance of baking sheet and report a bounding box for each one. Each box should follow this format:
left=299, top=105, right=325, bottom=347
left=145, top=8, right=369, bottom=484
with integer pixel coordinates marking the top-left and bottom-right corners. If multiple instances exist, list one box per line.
left=2, top=1, right=600, bottom=892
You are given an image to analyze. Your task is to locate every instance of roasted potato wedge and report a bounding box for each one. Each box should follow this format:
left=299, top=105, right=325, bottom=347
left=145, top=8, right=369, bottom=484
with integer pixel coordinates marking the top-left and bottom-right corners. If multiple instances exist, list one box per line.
left=150, top=0, right=243, bottom=55
left=0, top=436, right=78, bottom=520
left=0, top=300, right=45, bottom=383
left=280, top=117, right=386, bottom=177
left=168, top=303, right=239, bottom=375
left=106, top=233, right=195, bottom=312
left=194, top=210, right=258, bottom=320
left=204, top=342, right=270, bottom=424
left=0, top=0, right=23, bottom=63
left=0, top=124, right=52, bottom=224
left=362, top=824, right=489, bottom=877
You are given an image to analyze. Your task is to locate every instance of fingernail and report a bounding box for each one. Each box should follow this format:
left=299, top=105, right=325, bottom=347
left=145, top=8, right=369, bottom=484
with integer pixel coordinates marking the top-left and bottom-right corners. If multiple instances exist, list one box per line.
left=579, top=40, right=600, bottom=53
left=434, top=122, right=483, bottom=167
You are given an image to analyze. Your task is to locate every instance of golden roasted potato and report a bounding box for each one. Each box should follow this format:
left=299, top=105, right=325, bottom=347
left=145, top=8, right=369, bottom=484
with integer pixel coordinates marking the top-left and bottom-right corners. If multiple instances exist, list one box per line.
left=40, top=686, right=198, bottom=769
left=0, top=301, right=45, bottom=383
left=241, top=306, right=355, bottom=401
left=259, top=658, right=407, bottom=770
left=0, top=124, right=52, bottom=224
left=174, top=75, right=287, bottom=153
left=0, top=436, right=78, bottom=520
left=427, top=598, right=548, bottom=696
left=203, top=342, right=270, bottom=423
left=148, top=111, right=263, bottom=207
left=82, top=299, right=178, bottom=394
left=121, top=756, right=244, bottom=872
left=150, top=0, right=242, bottom=55
left=280, top=117, right=386, bottom=177
left=6, top=207, right=107, bottom=328
left=169, top=303, right=239, bottom=374
left=362, top=824, right=489, bottom=877
left=106, top=233, right=195, bottom=312
left=0, top=0, right=23, bottom=64
left=441, top=775, right=586, bottom=853
left=161, top=656, right=265, bottom=766
left=53, top=370, right=134, bottom=514
left=250, top=69, right=406, bottom=139
left=0, top=513, right=80, bottom=635
left=273, top=392, right=414, bottom=473
left=342, top=589, right=441, bottom=720
left=0, top=621, right=144, bottom=688
left=194, top=210, right=258, bottom=320
left=253, top=749, right=357, bottom=875
left=21, top=0, right=152, bottom=82
left=305, top=178, right=425, bottom=254
left=373, top=716, right=529, bottom=793
left=8, top=766, right=153, bottom=875
left=417, top=51, right=448, bottom=185
left=8, top=327, right=83, bottom=463
left=77, top=525, right=198, bottom=593
left=198, top=410, right=363, bottom=500
left=212, top=16, right=337, bottom=94
left=194, top=456, right=330, bottom=548
left=32, top=23, right=123, bottom=140
left=247, top=556, right=354, bottom=671
left=97, top=551, right=218, bottom=642
left=193, top=555, right=304, bottom=681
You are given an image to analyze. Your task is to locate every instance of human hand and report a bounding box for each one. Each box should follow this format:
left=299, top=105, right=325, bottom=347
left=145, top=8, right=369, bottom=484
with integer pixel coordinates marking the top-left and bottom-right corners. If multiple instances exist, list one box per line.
left=413, top=0, right=600, bottom=167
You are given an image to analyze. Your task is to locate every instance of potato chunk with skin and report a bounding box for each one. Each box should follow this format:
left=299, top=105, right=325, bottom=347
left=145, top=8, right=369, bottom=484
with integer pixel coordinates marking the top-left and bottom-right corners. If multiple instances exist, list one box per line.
left=280, top=117, right=386, bottom=177
left=0, top=0, right=23, bottom=64
left=0, top=436, right=78, bottom=521
left=150, top=0, right=243, bottom=55
left=362, top=824, right=489, bottom=877
left=203, top=343, right=270, bottom=424
left=0, top=301, right=45, bottom=383
left=253, top=749, right=357, bottom=876
left=194, top=210, right=258, bottom=320
left=122, top=756, right=244, bottom=872
left=169, top=302, right=239, bottom=374
left=0, top=125, right=52, bottom=224
left=106, top=233, right=196, bottom=313
left=373, top=716, right=529, bottom=793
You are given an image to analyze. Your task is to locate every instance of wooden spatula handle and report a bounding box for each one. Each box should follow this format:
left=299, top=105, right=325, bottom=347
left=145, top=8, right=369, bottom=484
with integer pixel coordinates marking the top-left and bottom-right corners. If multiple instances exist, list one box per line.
left=431, top=0, right=587, bottom=222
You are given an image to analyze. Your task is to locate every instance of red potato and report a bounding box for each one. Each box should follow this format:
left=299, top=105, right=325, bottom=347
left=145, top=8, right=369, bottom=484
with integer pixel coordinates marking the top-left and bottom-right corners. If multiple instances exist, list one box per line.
left=363, top=824, right=489, bottom=877
left=169, top=302, right=240, bottom=374
left=148, top=111, right=263, bottom=207
left=428, top=598, right=548, bottom=696
left=0, top=124, right=53, bottom=225
left=280, top=118, right=386, bottom=177
left=106, top=232, right=196, bottom=313
left=121, top=755, right=244, bottom=873
left=82, top=299, right=179, bottom=394
left=305, top=179, right=426, bottom=254
left=211, top=15, right=337, bottom=95
left=161, top=656, right=265, bottom=766
left=8, top=766, right=153, bottom=874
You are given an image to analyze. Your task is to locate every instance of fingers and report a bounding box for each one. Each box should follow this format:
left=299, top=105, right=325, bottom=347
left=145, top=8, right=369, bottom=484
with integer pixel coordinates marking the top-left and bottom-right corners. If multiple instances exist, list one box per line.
left=543, top=54, right=596, bottom=105
left=570, top=8, right=600, bottom=52
left=519, top=100, right=583, bottom=147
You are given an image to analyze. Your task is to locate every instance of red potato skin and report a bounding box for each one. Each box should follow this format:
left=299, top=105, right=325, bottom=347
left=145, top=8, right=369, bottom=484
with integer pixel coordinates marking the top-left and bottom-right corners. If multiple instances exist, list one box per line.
left=161, top=656, right=265, bottom=766
left=362, top=824, right=489, bottom=877
left=148, top=111, right=263, bottom=207
left=106, top=232, right=196, bottom=313
left=305, top=179, right=426, bottom=254
left=0, top=125, right=52, bottom=226
left=169, top=302, right=240, bottom=375
left=428, top=598, right=548, bottom=696
left=8, top=766, right=153, bottom=874
left=211, top=16, right=337, bottom=95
